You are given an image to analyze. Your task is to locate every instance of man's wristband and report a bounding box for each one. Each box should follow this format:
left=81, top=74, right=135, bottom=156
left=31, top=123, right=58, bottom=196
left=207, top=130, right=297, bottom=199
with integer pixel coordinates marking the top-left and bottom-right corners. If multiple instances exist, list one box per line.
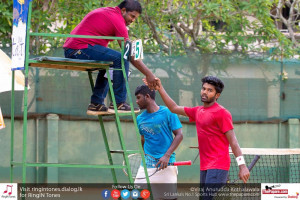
left=236, top=156, right=246, bottom=166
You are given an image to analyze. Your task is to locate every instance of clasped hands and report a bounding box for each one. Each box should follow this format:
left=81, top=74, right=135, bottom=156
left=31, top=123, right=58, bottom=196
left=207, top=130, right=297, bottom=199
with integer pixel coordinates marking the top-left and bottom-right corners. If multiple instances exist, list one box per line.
left=144, top=77, right=161, bottom=91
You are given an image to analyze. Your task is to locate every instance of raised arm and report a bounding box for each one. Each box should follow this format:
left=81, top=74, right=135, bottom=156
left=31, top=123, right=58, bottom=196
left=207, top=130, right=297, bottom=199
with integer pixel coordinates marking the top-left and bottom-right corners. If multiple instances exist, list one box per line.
left=154, top=78, right=187, bottom=117
left=225, top=130, right=250, bottom=183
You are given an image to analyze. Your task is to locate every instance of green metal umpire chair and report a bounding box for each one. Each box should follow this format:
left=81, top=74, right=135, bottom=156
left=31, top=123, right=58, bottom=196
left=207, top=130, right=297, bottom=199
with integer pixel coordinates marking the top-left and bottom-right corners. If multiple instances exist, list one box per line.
left=10, top=0, right=152, bottom=198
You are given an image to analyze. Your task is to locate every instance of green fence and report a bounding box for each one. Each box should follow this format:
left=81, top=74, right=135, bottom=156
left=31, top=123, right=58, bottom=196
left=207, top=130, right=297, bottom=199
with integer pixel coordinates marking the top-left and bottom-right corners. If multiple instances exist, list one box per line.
left=0, top=49, right=300, bottom=183
left=1, top=51, right=299, bottom=121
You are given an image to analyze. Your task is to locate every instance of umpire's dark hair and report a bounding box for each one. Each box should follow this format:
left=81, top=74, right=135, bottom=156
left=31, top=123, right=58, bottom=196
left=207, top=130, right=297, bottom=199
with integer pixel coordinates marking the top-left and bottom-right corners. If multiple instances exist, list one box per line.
left=118, top=0, right=142, bottom=14
left=201, top=76, right=224, bottom=94
left=135, top=85, right=155, bottom=100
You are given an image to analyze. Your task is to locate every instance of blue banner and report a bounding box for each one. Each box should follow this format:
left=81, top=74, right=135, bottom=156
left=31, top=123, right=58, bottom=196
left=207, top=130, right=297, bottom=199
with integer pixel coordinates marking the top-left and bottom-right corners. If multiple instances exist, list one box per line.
left=11, top=0, right=32, bottom=70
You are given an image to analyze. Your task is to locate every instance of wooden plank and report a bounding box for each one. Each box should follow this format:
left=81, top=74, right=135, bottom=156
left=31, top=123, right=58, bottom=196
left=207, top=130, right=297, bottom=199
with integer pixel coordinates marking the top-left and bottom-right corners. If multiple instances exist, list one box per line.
left=31, top=58, right=112, bottom=65
left=29, top=62, right=109, bottom=71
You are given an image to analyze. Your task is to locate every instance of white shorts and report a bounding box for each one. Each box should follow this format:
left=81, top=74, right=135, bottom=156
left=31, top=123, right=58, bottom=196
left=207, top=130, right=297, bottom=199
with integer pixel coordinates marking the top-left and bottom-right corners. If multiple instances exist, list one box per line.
left=134, top=166, right=178, bottom=199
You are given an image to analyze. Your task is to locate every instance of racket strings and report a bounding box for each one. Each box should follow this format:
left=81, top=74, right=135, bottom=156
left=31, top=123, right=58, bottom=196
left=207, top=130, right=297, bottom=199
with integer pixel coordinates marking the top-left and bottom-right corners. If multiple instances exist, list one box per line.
left=124, top=154, right=191, bottom=179
left=125, top=154, right=159, bottom=178
left=127, top=154, right=142, bottom=177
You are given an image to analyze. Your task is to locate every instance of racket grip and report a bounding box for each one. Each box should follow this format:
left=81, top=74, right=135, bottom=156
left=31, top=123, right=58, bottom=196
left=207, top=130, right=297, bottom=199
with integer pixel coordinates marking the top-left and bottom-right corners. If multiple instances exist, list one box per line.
left=173, top=160, right=192, bottom=166
left=248, top=155, right=260, bottom=171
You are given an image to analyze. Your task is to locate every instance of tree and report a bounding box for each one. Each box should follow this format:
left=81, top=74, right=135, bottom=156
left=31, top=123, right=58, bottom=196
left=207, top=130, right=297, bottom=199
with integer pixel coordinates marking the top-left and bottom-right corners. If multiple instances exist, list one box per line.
left=0, top=0, right=13, bottom=48
left=138, top=0, right=299, bottom=57
left=130, top=0, right=299, bottom=106
left=270, top=0, right=300, bottom=47
left=1, top=0, right=299, bottom=56
left=1, top=0, right=298, bottom=106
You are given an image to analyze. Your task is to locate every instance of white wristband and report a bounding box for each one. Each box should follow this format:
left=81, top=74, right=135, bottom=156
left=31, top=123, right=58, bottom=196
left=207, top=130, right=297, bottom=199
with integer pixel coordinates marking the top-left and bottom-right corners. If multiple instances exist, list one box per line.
left=236, top=156, right=246, bottom=166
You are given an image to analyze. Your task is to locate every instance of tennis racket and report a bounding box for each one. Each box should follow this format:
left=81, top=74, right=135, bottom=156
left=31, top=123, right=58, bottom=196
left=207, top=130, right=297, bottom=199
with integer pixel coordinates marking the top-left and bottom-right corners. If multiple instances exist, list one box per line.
left=189, top=146, right=199, bottom=164
left=230, top=155, right=260, bottom=183
left=214, top=155, right=261, bottom=200
left=123, top=153, right=192, bottom=179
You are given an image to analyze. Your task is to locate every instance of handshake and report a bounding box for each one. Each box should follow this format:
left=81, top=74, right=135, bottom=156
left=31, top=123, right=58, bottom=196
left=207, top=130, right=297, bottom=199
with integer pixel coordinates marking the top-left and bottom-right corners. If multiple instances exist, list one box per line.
left=143, top=77, right=162, bottom=91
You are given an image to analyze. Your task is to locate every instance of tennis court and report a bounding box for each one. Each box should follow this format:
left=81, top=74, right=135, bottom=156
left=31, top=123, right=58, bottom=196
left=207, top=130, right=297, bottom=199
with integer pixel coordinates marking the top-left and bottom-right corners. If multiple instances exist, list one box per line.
left=228, top=148, right=300, bottom=183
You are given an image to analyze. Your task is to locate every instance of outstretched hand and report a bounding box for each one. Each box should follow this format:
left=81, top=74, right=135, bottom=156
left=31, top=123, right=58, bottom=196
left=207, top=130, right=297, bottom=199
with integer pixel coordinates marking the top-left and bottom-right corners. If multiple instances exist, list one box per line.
left=145, top=75, right=157, bottom=90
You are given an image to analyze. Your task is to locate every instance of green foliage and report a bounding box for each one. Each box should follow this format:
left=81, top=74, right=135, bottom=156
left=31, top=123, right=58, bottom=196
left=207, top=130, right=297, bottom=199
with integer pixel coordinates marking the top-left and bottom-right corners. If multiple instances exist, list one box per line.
left=139, top=0, right=297, bottom=58
left=0, top=0, right=298, bottom=59
left=0, top=0, right=13, bottom=47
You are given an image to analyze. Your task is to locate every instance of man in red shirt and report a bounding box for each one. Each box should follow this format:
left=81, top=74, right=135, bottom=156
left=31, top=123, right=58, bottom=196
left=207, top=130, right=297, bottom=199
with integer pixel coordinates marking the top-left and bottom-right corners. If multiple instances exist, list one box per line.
left=151, top=76, right=250, bottom=199
left=63, top=0, right=157, bottom=115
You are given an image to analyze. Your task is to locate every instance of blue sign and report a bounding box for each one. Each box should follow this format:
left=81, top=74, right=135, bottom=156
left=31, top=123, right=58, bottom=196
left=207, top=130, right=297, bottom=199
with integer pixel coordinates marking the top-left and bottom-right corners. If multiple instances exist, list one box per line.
left=131, top=189, right=140, bottom=199
left=121, top=189, right=130, bottom=199
left=12, top=0, right=32, bottom=70
left=101, top=189, right=111, bottom=199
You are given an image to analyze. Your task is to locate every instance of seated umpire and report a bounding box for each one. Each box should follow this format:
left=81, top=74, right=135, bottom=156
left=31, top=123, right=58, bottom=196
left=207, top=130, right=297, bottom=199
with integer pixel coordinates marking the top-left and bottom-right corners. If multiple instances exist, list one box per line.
left=63, top=0, right=157, bottom=115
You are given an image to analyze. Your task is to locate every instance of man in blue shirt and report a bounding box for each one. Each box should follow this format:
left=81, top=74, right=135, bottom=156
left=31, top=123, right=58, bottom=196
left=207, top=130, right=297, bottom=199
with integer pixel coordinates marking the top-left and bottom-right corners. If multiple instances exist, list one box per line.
left=134, top=85, right=183, bottom=199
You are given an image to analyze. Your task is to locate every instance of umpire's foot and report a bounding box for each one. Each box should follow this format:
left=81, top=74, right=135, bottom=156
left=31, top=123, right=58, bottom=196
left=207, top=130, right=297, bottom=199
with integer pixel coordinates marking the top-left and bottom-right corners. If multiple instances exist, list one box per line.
left=108, top=102, right=140, bottom=114
left=86, top=103, right=109, bottom=115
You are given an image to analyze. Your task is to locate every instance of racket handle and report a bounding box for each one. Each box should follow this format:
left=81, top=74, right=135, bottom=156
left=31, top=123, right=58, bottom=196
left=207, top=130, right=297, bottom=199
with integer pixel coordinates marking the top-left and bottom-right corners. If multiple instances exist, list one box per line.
left=248, top=155, right=260, bottom=171
left=173, top=160, right=192, bottom=166
left=231, top=155, right=260, bottom=183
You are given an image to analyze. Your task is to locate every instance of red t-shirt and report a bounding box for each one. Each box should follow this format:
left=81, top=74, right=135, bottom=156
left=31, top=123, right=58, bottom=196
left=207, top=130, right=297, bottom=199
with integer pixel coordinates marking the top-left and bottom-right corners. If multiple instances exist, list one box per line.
left=184, top=102, right=233, bottom=170
left=63, top=7, right=128, bottom=49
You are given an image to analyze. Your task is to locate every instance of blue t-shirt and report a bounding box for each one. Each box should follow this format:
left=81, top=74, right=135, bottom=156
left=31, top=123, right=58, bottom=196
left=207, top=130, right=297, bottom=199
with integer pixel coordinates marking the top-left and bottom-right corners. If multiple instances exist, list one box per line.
left=137, top=106, right=182, bottom=164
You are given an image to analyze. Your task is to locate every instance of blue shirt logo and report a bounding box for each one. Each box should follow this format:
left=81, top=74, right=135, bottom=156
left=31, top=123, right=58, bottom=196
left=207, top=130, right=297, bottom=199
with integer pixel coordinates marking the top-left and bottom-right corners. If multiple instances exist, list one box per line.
left=121, top=189, right=130, bottom=199
left=131, top=189, right=140, bottom=199
left=101, top=189, right=111, bottom=199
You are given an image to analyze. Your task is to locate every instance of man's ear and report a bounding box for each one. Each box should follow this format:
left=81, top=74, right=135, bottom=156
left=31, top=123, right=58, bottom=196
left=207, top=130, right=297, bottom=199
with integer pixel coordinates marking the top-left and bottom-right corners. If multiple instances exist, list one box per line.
left=215, top=93, right=221, bottom=100
left=121, top=7, right=127, bottom=14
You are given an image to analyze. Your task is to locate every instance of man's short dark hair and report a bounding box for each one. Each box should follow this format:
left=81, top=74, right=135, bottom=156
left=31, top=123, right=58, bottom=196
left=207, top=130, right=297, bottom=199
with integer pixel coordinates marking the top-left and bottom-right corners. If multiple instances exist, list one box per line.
left=118, top=0, right=142, bottom=14
left=135, top=85, right=155, bottom=100
left=201, top=76, right=224, bottom=94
